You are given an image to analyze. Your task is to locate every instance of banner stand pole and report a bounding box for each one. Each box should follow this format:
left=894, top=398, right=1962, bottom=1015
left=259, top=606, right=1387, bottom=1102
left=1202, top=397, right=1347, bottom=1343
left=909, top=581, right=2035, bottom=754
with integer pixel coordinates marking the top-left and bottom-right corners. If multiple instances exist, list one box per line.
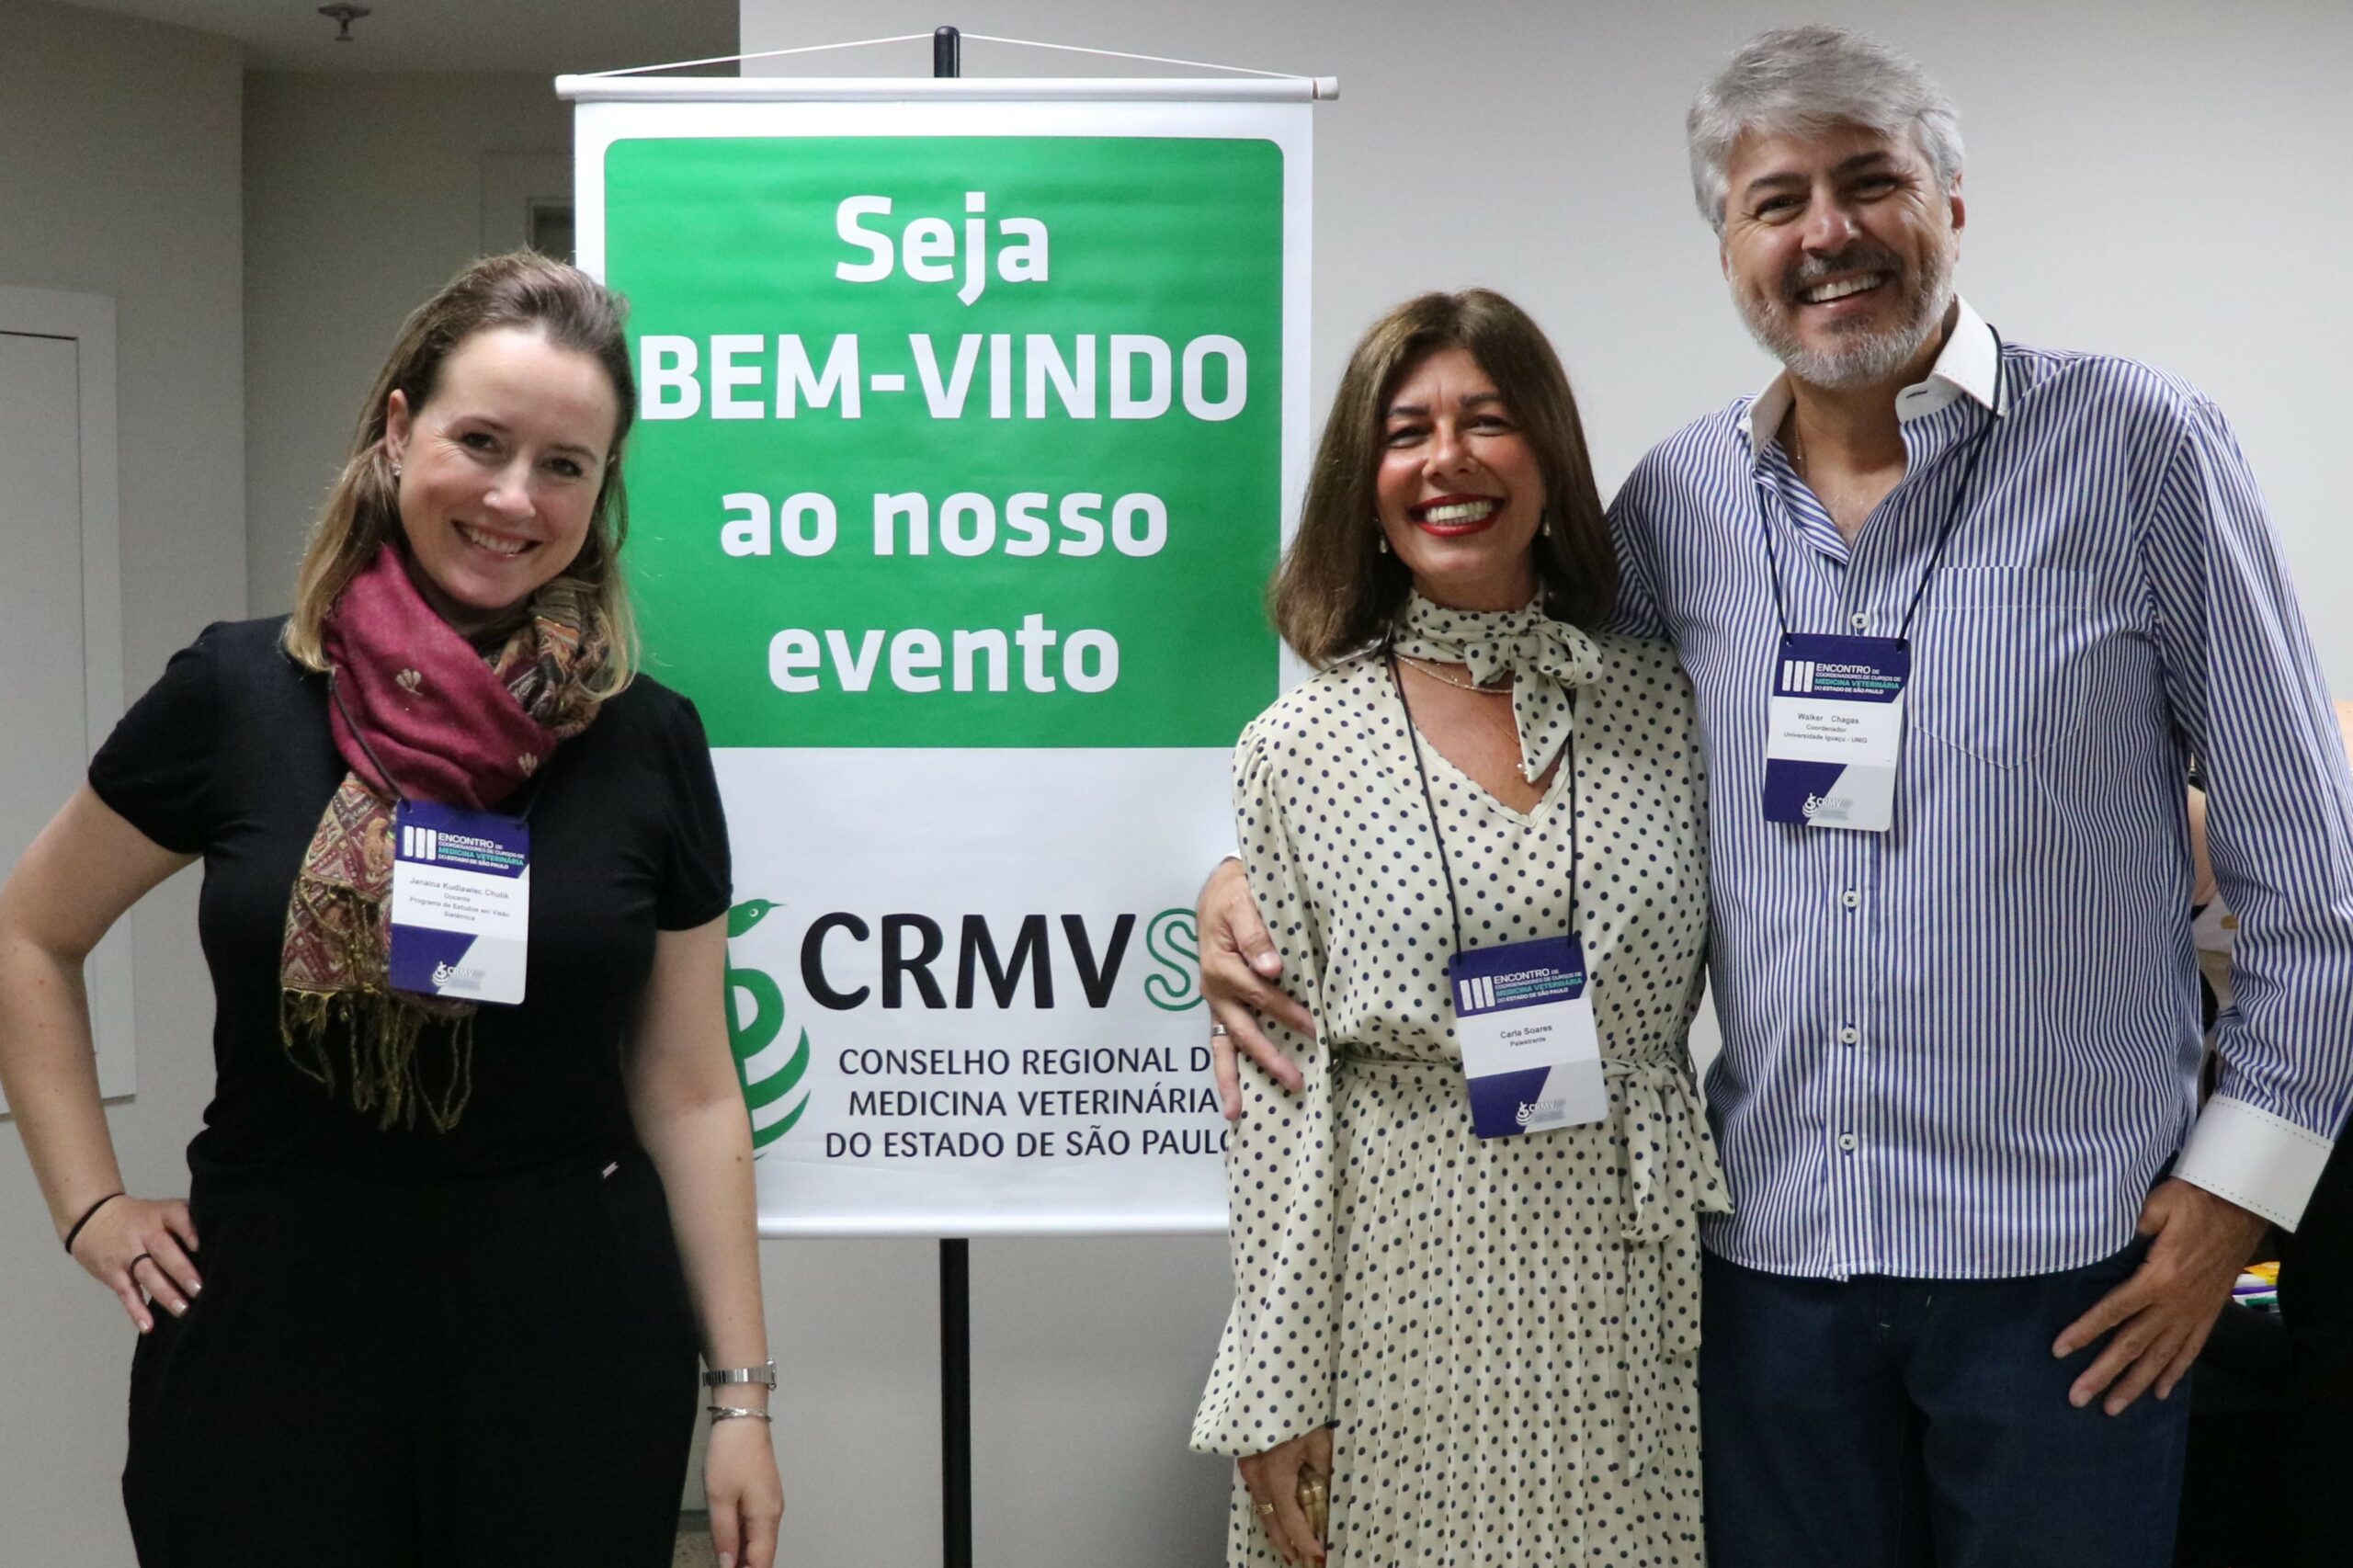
left=922, top=34, right=964, bottom=1568
left=940, top=1237, right=972, bottom=1568
left=932, top=25, right=967, bottom=1563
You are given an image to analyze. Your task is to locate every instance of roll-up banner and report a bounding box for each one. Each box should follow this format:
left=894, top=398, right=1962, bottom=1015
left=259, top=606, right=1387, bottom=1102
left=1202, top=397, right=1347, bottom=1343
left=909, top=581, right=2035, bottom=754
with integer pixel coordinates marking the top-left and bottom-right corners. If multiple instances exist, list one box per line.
left=560, top=74, right=1319, bottom=1235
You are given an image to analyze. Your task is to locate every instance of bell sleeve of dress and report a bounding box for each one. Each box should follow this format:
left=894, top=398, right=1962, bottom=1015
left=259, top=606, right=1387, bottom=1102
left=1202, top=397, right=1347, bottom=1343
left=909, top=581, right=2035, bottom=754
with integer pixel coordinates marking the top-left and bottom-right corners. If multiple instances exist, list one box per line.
left=86, top=622, right=224, bottom=855
left=1191, top=712, right=1340, bottom=1458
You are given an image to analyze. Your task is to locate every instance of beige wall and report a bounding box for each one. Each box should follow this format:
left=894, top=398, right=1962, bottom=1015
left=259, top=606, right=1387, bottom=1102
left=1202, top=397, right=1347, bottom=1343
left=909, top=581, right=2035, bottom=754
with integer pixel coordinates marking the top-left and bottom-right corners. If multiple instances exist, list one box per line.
left=0, top=3, right=245, bottom=1563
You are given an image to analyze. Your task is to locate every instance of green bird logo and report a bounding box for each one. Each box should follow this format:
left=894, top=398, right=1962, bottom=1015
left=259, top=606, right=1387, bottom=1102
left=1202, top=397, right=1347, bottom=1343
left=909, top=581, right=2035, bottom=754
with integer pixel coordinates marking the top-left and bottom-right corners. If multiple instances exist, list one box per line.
left=725, top=898, right=809, bottom=1153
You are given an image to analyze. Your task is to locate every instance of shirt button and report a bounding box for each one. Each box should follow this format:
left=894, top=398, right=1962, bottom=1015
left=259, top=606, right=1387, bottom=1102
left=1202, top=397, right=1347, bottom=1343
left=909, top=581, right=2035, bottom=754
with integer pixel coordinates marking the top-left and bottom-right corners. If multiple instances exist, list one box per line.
left=1837, top=1132, right=1859, bottom=1153
left=1840, top=890, right=1861, bottom=910
left=1838, top=1026, right=1859, bottom=1045
left=1848, top=611, right=1870, bottom=631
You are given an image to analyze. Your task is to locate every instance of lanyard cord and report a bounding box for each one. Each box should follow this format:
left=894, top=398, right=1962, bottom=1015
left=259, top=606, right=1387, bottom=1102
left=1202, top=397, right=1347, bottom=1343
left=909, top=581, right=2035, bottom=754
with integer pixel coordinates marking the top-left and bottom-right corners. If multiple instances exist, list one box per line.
left=1759, top=327, right=2008, bottom=643
left=328, top=669, right=408, bottom=808
left=1385, top=648, right=1581, bottom=956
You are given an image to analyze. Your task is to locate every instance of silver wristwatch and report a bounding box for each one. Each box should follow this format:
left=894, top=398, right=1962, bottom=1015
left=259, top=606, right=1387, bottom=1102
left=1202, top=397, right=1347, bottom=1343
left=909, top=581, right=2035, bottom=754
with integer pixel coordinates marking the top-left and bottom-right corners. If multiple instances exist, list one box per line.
left=700, top=1360, right=778, bottom=1390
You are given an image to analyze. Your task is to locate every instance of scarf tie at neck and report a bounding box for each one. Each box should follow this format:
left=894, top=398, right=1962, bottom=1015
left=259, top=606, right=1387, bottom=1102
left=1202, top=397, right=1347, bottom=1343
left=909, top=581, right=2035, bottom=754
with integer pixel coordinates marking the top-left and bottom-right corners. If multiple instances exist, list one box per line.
left=1389, top=592, right=1604, bottom=782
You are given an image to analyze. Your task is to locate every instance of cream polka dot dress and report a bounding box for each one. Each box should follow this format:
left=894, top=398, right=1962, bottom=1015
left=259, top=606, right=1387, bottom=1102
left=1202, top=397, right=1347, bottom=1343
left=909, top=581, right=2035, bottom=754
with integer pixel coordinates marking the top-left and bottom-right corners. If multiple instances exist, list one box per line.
left=1191, top=600, right=1728, bottom=1567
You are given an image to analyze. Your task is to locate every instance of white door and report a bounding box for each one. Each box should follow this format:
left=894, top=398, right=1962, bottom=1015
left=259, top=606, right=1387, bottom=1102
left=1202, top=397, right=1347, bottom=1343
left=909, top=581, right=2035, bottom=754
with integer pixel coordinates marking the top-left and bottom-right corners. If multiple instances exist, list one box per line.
left=0, top=295, right=133, bottom=1104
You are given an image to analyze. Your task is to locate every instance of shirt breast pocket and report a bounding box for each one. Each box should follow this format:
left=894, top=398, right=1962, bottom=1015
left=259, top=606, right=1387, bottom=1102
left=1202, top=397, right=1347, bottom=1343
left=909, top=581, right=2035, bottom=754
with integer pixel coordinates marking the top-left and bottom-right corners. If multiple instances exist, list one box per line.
left=1909, top=567, right=2101, bottom=768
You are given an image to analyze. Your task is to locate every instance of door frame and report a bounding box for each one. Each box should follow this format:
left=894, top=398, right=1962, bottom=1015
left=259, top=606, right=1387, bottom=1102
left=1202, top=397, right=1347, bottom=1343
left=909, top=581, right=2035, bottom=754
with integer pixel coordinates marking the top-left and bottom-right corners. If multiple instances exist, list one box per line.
left=0, top=285, right=134, bottom=1100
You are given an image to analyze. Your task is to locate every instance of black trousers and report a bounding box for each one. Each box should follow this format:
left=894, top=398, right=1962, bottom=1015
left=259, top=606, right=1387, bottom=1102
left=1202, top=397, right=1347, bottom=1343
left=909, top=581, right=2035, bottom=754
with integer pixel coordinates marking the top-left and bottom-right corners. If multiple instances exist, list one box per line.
left=123, top=1147, right=699, bottom=1567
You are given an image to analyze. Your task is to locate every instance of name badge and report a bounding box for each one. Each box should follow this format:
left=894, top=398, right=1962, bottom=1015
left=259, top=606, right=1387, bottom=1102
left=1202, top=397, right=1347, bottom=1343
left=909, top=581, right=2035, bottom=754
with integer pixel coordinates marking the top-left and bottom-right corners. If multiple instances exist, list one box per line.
left=1763, top=632, right=1908, bottom=833
left=389, top=801, right=529, bottom=1005
left=1450, top=936, right=1607, bottom=1139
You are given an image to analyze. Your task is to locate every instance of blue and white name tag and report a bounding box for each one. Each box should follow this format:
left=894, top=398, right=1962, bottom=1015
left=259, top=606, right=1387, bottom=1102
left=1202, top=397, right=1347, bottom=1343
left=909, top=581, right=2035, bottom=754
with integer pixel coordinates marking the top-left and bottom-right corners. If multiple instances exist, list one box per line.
left=1763, top=633, right=1909, bottom=833
left=1450, top=936, right=1607, bottom=1139
left=389, top=801, right=529, bottom=1005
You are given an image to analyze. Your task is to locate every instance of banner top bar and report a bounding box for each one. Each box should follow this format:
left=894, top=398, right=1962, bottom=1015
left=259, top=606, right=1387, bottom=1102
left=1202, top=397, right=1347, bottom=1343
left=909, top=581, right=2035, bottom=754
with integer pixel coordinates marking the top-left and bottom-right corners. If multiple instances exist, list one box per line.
left=555, top=74, right=1338, bottom=105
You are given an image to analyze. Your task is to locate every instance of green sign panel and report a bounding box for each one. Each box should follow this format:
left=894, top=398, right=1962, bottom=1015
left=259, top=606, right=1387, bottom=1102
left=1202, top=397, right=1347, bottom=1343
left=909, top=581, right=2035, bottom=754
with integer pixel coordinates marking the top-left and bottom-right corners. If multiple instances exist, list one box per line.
left=603, top=135, right=1285, bottom=747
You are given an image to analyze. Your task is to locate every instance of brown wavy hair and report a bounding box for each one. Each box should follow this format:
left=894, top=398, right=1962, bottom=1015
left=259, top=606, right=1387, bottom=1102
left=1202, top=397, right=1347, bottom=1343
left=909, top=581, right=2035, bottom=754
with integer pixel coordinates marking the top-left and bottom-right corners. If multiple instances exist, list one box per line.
left=1272, top=290, right=1615, bottom=665
left=282, top=252, right=639, bottom=697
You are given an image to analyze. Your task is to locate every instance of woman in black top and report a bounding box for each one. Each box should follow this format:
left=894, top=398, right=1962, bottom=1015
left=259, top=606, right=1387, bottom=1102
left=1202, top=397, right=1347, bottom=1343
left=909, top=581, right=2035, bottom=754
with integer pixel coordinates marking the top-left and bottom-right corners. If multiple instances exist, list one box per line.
left=0, top=255, right=781, bottom=1567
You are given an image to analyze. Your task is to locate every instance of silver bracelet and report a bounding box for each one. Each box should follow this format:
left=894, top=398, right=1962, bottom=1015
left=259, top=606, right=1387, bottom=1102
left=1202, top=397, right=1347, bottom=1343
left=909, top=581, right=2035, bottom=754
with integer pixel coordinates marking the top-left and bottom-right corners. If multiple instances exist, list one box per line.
left=707, top=1404, right=773, bottom=1423
left=701, top=1359, right=778, bottom=1390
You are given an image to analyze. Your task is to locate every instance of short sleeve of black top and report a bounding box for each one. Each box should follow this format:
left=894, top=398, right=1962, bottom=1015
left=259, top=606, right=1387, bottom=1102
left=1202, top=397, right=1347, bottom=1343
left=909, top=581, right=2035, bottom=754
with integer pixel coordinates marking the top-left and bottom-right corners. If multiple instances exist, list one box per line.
left=88, top=618, right=733, bottom=1178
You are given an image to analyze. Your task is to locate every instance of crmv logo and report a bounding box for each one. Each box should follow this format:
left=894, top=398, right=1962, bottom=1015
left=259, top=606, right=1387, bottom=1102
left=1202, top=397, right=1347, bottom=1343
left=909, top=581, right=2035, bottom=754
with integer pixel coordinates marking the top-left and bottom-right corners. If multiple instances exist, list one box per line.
left=725, top=899, right=811, bottom=1155
left=795, top=908, right=1200, bottom=1013
left=1802, top=793, right=1826, bottom=818
left=1142, top=910, right=1199, bottom=1012
left=1515, top=1097, right=1564, bottom=1127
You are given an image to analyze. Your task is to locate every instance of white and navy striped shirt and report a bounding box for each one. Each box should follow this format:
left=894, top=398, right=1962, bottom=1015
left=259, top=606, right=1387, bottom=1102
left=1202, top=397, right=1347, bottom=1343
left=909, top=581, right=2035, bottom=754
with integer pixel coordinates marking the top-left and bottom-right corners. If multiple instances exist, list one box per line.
left=1613, top=300, right=2353, bottom=1280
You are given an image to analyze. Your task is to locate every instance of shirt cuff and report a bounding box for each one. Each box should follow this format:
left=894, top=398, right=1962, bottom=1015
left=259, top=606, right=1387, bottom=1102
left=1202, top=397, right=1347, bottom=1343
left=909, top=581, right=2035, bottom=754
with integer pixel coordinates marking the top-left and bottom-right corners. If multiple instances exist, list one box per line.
left=2176, top=1096, right=2336, bottom=1230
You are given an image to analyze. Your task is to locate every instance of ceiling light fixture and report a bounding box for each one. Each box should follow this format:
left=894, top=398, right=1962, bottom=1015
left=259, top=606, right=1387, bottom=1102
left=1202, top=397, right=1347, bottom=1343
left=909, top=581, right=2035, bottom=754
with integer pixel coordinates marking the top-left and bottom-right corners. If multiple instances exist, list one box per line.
left=318, top=4, right=370, bottom=43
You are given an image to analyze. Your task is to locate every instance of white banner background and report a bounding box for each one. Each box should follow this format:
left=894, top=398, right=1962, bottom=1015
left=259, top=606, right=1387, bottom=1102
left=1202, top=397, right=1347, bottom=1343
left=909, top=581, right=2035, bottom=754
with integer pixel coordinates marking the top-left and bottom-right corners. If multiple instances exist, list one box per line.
left=568, top=83, right=1315, bottom=1235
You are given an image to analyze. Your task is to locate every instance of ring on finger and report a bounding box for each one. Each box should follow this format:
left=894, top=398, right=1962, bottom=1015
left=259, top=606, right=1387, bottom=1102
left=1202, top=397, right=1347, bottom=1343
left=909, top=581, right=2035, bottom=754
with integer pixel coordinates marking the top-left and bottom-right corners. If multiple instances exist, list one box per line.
left=128, top=1251, right=155, bottom=1278
left=1211, top=1023, right=1231, bottom=1038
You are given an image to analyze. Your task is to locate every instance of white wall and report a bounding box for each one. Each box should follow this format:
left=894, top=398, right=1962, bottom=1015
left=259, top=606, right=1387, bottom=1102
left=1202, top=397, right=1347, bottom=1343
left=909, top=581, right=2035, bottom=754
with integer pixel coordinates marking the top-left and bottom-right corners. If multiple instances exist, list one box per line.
left=0, top=4, right=245, bottom=1563
left=733, top=3, right=2353, bottom=1565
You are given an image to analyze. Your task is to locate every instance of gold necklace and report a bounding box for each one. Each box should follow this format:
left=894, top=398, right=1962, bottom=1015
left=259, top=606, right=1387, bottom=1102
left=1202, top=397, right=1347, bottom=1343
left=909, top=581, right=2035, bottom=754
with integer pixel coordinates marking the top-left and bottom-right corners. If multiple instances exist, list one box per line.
left=1396, top=654, right=1512, bottom=695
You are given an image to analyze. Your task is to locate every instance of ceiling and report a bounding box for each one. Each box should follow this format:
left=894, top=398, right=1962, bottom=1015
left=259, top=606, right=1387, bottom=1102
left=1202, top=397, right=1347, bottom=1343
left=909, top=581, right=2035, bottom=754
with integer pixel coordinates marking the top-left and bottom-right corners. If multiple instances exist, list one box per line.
left=68, top=0, right=739, bottom=74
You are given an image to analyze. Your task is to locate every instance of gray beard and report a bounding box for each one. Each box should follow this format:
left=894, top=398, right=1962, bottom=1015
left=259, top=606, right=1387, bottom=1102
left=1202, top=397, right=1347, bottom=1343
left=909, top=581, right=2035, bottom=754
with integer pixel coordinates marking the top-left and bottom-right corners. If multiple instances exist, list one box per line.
left=1739, top=242, right=1958, bottom=391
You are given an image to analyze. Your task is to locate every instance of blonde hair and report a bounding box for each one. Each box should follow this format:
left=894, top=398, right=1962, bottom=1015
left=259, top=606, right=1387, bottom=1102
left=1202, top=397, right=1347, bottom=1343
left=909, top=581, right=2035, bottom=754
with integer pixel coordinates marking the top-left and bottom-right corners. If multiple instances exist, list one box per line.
left=283, top=252, right=639, bottom=697
left=1272, top=290, right=1615, bottom=665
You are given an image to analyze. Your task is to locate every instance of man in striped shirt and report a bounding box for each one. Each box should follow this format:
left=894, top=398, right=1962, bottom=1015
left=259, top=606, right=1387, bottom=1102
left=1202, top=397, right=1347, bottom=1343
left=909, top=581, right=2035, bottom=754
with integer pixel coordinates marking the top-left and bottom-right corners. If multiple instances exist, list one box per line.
left=1198, top=23, right=2353, bottom=1568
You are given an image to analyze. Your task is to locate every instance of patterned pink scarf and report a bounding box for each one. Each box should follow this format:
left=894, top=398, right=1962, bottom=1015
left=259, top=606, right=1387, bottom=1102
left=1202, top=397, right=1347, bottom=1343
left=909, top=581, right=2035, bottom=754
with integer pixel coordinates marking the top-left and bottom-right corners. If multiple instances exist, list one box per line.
left=279, top=544, right=607, bottom=1130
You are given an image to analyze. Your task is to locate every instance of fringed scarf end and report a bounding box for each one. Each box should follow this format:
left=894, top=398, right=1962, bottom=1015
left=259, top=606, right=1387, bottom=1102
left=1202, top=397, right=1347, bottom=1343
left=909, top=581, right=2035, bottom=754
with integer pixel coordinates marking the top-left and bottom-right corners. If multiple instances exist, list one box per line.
left=278, top=987, right=477, bottom=1132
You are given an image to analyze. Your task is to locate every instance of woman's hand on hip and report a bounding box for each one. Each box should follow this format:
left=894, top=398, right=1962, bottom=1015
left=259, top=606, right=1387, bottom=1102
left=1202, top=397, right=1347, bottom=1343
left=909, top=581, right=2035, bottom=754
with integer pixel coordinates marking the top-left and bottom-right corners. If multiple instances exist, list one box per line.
left=705, top=1415, right=783, bottom=1568
left=1237, top=1425, right=1333, bottom=1566
left=70, top=1195, right=200, bottom=1334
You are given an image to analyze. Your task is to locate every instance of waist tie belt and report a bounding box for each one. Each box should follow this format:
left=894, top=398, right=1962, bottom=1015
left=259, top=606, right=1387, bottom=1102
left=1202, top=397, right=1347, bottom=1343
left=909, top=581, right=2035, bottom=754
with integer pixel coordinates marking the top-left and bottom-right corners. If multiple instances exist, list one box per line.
left=1330, top=1049, right=1727, bottom=1243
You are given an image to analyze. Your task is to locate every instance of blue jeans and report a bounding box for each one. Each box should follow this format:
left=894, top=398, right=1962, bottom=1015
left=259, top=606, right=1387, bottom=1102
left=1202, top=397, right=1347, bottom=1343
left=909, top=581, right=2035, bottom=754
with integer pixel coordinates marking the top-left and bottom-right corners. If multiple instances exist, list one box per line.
left=1699, top=1243, right=2190, bottom=1568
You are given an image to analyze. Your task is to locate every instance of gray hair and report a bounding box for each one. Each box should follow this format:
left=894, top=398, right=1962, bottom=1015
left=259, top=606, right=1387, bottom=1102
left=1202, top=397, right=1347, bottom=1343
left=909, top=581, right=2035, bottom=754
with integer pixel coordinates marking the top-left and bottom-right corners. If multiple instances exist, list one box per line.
left=1687, top=26, right=1963, bottom=234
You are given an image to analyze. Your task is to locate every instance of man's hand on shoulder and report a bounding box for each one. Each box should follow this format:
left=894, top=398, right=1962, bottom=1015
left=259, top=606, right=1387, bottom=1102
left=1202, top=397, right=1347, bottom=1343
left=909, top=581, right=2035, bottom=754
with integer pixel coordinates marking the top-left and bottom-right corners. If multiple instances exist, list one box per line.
left=1199, top=858, right=1314, bottom=1118
left=2052, top=1177, right=2273, bottom=1415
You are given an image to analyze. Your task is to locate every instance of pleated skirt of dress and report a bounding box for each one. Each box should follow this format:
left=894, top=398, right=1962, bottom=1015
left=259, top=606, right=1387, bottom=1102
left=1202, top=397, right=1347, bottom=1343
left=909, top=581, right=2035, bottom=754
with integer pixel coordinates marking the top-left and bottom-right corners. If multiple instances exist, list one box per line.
left=1221, top=1055, right=1713, bottom=1568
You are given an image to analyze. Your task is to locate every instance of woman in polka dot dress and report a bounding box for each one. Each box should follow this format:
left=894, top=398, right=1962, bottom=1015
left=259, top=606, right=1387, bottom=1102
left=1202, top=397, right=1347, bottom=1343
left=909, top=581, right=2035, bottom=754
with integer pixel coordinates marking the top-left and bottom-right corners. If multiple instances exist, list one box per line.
left=1191, top=290, right=1728, bottom=1568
